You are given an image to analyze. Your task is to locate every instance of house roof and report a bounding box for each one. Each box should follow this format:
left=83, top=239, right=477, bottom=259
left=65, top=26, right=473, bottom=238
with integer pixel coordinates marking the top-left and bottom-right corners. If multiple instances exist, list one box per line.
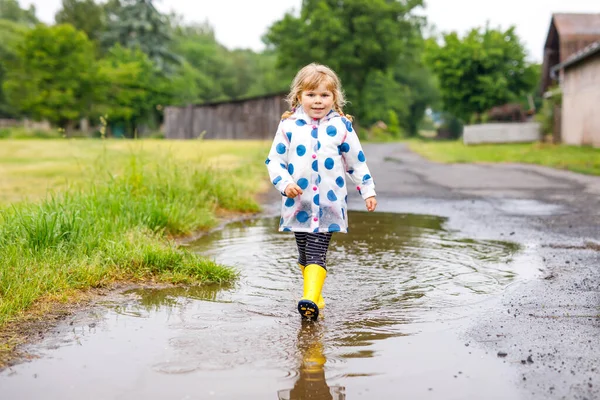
left=552, top=40, right=600, bottom=76
left=553, top=13, right=600, bottom=36
left=545, top=13, right=600, bottom=48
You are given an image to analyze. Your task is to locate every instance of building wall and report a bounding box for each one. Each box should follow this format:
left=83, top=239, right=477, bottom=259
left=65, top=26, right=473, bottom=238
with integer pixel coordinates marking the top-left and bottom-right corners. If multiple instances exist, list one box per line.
left=561, top=53, right=600, bottom=147
left=165, top=94, right=288, bottom=140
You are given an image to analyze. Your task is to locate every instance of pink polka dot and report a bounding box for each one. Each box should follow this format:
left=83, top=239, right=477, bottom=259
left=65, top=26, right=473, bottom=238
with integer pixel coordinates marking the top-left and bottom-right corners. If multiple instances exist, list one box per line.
left=313, top=217, right=318, bottom=222
left=312, top=154, right=316, bottom=159
left=357, top=186, right=361, bottom=191
left=313, top=186, right=317, bottom=191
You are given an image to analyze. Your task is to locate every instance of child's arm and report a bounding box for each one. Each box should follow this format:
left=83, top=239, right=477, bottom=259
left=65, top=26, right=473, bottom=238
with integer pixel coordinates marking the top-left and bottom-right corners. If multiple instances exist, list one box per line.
left=265, top=121, right=296, bottom=196
left=340, top=120, right=376, bottom=201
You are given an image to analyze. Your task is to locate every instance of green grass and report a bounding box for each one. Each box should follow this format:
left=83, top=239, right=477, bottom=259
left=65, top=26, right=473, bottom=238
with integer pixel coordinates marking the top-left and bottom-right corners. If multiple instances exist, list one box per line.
left=0, top=139, right=272, bottom=328
left=407, top=139, right=600, bottom=176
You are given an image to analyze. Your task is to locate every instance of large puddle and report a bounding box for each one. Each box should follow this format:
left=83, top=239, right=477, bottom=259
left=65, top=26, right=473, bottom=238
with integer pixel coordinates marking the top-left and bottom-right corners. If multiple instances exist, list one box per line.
left=1, top=212, right=540, bottom=399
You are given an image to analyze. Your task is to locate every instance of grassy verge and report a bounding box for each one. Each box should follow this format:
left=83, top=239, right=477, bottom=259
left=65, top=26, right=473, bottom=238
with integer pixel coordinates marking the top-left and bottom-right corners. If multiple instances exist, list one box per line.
left=0, top=139, right=271, bottom=362
left=406, top=139, right=600, bottom=176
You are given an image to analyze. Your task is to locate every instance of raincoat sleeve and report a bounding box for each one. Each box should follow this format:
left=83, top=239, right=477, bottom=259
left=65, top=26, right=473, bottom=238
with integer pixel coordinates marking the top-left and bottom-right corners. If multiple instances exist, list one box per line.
left=341, top=121, right=376, bottom=200
left=265, top=121, right=294, bottom=196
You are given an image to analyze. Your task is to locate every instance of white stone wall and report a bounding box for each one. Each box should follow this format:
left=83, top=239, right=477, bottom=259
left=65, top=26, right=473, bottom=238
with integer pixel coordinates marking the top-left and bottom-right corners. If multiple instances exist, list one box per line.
left=463, top=122, right=541, bottom=145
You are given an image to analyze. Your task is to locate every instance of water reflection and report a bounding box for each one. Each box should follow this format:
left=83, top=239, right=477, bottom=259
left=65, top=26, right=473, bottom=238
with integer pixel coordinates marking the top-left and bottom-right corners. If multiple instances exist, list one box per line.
left=278, top=321, right=345, bottom=400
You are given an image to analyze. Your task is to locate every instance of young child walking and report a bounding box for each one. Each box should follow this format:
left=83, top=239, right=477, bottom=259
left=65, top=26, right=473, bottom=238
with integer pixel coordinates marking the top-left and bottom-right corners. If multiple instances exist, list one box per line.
left=265, top=63, right=377, bottom=320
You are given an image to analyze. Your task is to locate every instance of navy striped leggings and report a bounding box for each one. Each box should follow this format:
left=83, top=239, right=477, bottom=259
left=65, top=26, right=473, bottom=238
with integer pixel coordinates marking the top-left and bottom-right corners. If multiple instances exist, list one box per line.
left=294, top=232, right=333, bottom=270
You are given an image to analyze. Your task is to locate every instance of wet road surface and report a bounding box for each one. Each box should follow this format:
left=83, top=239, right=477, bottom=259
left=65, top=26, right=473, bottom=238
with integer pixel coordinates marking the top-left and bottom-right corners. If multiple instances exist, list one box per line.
left=1, top=143, right=599, bottom=399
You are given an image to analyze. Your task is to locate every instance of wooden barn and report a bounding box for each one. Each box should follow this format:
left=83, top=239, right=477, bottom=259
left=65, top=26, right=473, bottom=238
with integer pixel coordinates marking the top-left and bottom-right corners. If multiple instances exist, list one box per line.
left=164, top=92, right=288, bottom=140
left=542, top=13, right=600, bottom=93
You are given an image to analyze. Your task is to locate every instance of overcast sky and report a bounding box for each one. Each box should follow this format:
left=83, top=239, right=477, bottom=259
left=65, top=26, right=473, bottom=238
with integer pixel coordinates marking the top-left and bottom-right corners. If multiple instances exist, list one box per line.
left=21, top=0, right=600, bottom=62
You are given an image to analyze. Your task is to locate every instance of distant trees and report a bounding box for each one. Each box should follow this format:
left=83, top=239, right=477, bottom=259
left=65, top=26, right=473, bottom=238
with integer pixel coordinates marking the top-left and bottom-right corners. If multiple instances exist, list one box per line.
left=264, top=0, right=439, bottom=135
left=3, top=24, right=96, bottom=129
left=0, top=0, right=544, bottom=137
left=424, top=26, right=540, bottom=123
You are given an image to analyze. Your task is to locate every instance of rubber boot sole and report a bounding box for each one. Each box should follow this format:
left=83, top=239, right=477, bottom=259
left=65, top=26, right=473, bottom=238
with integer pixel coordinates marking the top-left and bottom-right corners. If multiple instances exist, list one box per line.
left=298, top=299, right=319, bottom=320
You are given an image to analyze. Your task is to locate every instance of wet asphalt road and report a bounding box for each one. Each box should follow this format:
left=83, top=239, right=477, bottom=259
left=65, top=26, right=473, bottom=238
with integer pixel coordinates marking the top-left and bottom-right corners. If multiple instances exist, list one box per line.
left=1, top=142, right=598, bottom=400
left=358, top=143, right=600, bottom=399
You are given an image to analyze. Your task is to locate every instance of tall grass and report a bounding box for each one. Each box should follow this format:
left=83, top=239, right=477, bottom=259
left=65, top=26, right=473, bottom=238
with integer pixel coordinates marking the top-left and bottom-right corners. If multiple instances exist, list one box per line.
left=0, top=147, right=263, bottom=327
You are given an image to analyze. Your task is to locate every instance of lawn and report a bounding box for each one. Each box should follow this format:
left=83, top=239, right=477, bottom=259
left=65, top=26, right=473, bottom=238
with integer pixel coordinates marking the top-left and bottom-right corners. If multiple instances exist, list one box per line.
left=407, top=140, right=600, bottom=176
left=0, top=138, right=272, bottom=364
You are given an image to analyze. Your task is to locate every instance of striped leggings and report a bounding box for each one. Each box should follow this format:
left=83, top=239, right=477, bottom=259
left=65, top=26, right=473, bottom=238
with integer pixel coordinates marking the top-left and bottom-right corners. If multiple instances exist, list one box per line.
left=294, top=232, right=333, bottom=270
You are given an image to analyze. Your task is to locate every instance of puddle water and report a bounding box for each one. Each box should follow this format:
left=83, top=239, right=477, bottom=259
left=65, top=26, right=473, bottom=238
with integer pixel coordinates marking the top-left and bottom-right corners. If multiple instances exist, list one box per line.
left=1, top=212, right=539, bottom=399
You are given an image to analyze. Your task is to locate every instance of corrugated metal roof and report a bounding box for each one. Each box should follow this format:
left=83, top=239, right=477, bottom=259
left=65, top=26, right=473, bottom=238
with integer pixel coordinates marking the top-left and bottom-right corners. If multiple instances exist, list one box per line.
left=552, top=40, right=600, bottom=75
left=553, top=13, right=600, bottom=36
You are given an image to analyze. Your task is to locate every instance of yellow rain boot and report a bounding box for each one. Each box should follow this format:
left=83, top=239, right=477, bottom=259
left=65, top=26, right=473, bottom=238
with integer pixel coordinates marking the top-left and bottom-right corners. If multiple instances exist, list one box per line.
left=298, top=264, right=325, bottom=310
left=298, top=264, right=327, bottom=320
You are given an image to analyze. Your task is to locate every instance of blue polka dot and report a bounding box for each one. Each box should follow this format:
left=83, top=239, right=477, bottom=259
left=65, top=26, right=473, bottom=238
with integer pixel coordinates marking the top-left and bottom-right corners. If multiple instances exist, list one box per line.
left=327, top=190, right=338, bottom=202
left=273, top=176, right=282, bottom=185
left=296, top=145, right=306, bottom=157
left=317, top=175, right=322, bottom=184
left=340, top=143, right=350, bottom=153
left=280, top=217, right=283, bottom=225
left=276, top=143, right=286, bottom=154
left=297, top=178, right=309, bottom=190
left=312, top=160, right=318, bottom=172
left=358, top=151, right=366, bottom=162
left=318, top=141, right=321, bottom=150
left=326, top=125, right=337, bottom=137
left=288, top=164, right=295, bottom=175
left=285, top=198, right=295, bottom=207
left=362, top=174, right=371, bottom=183
left=313, top=228, right=319, bottom=233
left=325, top=158, right=334, bottom=170
left=311, top=128, right=318, bottom=138
left=342, top=208, right=345, bottom=220
left=296, top=120, right=306, bottom=126
left=342, top=118, right=353, bottom=132
left=336, top=176, right=345, bottom=187
left=297, top=211, right=309, bottom=223
left=319, top=208, right=323, bottom=217
left=347, top=169, right=354, bottom=175
left=329, top=224, right=341, bottom=232
left=313, top=194, right=319, bottom=206
left=283, top=227, right=292, bottom=232
left=265, top=158, right=271, bottom=165
left=345, top=195, right=348, bottom=203
left=280, top=163, right=286, bottom=169
left=286, top=132, right=292, bottom=142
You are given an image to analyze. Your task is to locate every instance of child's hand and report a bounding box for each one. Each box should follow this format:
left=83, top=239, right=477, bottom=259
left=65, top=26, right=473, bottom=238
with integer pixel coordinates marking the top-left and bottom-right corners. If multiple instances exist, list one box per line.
left=285, top=183, right=303, bottom=198
left=365, top=196, right=377, bottom=212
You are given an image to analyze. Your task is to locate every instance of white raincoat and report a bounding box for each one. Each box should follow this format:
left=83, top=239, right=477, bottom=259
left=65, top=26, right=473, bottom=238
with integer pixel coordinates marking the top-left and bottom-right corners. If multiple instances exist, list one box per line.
left=265, top=108, right=376, bottom=233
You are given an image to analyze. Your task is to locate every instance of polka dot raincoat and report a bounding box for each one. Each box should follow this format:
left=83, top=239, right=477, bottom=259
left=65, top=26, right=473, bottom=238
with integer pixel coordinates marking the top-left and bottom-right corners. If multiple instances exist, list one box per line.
left=265, top=108, right=376, bottom=233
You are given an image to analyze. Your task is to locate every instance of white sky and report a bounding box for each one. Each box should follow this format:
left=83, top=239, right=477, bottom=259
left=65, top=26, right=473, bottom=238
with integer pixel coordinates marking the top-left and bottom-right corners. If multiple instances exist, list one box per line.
left=21, top=0, right=600, bottom=62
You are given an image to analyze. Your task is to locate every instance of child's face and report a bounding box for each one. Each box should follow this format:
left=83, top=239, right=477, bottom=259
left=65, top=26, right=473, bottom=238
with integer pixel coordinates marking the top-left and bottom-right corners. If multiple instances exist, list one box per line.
left=299, top=82, right=335, bottom=120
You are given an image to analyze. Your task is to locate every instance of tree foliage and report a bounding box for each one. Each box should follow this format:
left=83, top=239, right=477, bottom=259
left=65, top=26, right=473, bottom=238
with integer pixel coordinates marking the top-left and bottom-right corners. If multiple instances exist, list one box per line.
left=265, top=0, right=426, bottom=121
left=55, top=0, right=106, bottom=42
left=102, top=0, right=180, bottom=74
left=0, top=19, right=26, bottom=117
left=425, top=25, right=538, bottom=122
left=0, top=0, right=37, bottom=25
left=3, top=24, right=96, bottom=128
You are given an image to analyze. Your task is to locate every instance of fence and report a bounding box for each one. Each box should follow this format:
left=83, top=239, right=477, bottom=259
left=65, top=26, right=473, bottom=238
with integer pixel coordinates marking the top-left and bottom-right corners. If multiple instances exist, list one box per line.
left=164, top=93, right=288, bottom=140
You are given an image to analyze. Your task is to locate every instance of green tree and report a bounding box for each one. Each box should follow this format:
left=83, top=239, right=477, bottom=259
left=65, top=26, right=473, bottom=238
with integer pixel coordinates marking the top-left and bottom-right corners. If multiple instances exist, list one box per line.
left=55, top=0, right=106, bottom=42
left=95, top=44, right=162, bottom=135
left=103, top=0, right=180, bottom=74
left=264, top=0, right=424, bottom=122
left=3, top=24, right=96, bottom=129
left=425, top=25, right=535, bottom=122
left=0, top=19, right=26, bottom=117
left=0, top=0, right=37, bottom=25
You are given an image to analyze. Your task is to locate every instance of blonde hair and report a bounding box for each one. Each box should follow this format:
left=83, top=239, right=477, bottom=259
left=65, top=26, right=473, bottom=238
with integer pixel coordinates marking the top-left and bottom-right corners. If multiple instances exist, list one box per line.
left=282, top=63, right=352, bottom=121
